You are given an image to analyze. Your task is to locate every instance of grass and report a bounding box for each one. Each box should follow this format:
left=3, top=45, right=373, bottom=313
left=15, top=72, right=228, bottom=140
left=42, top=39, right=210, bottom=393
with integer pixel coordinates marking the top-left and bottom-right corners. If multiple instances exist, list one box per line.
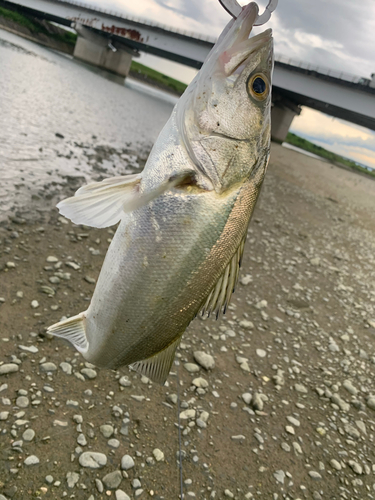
left=130, top=60, right=187, bottom=95
left=0, top=6, right=77, bottom=46
left=285, top=132, right=375, bottom=178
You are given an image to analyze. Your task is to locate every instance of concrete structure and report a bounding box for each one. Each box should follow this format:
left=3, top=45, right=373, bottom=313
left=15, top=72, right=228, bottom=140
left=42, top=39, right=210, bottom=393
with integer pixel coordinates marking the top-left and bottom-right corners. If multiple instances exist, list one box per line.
left=4, top=0, right=375, bottom=140
left=72, top=24, right=134, bottom=76
left=4, top=0, right=214, bottom=68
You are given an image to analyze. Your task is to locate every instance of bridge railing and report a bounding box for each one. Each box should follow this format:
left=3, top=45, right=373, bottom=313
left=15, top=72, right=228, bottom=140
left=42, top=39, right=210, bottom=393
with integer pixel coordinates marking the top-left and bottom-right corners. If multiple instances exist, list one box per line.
left=56, top=0, right=217, bottom=43
left=274, top=54, right=370, bottom=86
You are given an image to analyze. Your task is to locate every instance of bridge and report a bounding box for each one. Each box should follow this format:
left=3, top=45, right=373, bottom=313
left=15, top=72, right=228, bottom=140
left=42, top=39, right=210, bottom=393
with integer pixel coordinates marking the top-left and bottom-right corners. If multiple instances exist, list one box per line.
left=2, top=0, right=375, bottom=142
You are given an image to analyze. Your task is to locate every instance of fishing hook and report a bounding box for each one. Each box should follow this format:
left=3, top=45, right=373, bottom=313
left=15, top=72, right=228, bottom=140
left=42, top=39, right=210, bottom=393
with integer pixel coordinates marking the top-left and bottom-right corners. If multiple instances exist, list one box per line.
left=218, top=0, right=278, bottom=25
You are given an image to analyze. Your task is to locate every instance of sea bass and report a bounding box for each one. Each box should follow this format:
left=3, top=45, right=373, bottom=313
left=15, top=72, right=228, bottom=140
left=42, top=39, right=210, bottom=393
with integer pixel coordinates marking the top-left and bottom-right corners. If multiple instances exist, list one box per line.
left=48, top=2, right=273, bottom=384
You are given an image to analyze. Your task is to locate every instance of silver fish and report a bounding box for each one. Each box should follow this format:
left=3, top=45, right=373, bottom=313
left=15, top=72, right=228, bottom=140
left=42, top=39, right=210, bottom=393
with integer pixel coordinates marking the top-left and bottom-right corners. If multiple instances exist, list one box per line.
left=48, top=2, right=273, bottom=384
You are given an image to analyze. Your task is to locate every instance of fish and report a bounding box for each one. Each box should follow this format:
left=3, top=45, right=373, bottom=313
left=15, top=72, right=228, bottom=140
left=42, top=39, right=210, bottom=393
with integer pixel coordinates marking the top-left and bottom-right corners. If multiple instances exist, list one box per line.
left=47, top=2, right=274, bottom=384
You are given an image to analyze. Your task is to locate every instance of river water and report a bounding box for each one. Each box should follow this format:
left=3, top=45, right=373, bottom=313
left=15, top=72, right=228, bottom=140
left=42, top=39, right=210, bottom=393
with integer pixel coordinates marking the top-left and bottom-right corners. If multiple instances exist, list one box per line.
left=0, top=28, right=176, bottom=222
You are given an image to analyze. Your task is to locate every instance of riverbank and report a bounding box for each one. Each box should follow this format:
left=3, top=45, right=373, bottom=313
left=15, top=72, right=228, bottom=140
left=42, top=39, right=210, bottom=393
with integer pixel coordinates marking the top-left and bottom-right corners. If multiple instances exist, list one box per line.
left=0, top=4, right=188, bottom=96
left=0, top=6, right=76, bottom=54
left=1, top=143, right=375, bottom=499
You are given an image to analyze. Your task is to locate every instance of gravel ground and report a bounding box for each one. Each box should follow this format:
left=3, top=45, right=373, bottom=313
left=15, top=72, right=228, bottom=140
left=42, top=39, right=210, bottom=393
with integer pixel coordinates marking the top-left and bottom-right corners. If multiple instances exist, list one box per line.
left=0, top=142, right=375, bottom=500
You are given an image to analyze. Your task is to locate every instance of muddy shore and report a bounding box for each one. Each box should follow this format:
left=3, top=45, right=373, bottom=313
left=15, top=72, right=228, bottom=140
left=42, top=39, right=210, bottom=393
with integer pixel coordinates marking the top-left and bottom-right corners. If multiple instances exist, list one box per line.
left=0, top=143, right=375, bottom=499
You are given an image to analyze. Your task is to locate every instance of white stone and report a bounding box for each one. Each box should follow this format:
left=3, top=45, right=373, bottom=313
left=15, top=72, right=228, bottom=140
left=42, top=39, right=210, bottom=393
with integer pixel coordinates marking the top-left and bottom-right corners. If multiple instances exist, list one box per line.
left=79, top=452, right=107, bottom=469
left=153, top=448, right=164, bottom=462
left=121, top=455, right=135, bottom=470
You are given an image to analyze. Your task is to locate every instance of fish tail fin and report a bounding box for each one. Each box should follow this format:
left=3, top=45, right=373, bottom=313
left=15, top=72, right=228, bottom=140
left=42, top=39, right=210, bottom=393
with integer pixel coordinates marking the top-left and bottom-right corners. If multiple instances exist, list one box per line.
left=130, top=336, right=181, bottom=385
left=47, top=312, right=89, bottom=354
left=57, top=171, right=195, bottom=229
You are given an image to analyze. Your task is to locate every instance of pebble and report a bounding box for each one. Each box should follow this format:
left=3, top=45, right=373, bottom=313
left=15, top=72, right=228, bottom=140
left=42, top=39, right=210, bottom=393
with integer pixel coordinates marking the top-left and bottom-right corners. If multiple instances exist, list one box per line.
left=238, top=320, right=254, bottom=330
left=256, top=349, right=266, bottom=358
left=330, top=459, right=342, bottom=470
left=18, top=345, right=38, bottom=353
left=66, top=471, right=79, bottom=488
left=242, top=393, right=252, bottom=405
left=108, top=438, right=120, bottom=448
left=240, top=274, right=252, bottom=285
left=81, top=368, right=97, bottom=379
left=100, top=424, right=114, bottom=438
left=252, top=393, right=264, bottom=411
left=102, top=470, right=122, bottom=489
left=342, top=380, right=358, bottom=395
left=30, top=300, right=39, bottom=309
left=192, top=377, right=208, bottom=388
left=153, top=448, right=164, bottom=462
left=184, top=363, right=200, bottom=373
left=348, top=460, right=363, bottom=475
left=294, top=383, right=308, bottom=394
left=46, top=256, right=59, bottom=263
left=231, top=435, right=245, bottom=441
left=0, top=364, right=19, bottom=375
left=193, top=351, right=215, bottom=370
left=180, top=409, right=196, bottom=420
left=273, top=470, right=285, bottom=484
left=16, top=396, right=29, bottom=408
left=24, top=455, right=40, bottom=466
left=115, top=491, right=131, bottom=500
left=121, top=455, right=135, bottom=470
left=286, top=416, right=300, bottom=427
left=308, top=471, right=322, bottom=480
left=0, top=411, right=9, bottom=420
left=60, top=362, right=72, bottom=375
left=79, top=452, right=107, bottom=469
left=366, top=397, right=375, bottom=410
left=22, top=429, right=35, bottom=442
left=40, top=362, right=57, bottom=373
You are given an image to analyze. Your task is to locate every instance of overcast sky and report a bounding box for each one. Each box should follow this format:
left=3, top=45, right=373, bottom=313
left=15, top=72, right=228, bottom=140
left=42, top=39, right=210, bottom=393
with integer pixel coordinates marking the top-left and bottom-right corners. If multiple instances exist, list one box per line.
left=86, top=0, right=375, bottom=168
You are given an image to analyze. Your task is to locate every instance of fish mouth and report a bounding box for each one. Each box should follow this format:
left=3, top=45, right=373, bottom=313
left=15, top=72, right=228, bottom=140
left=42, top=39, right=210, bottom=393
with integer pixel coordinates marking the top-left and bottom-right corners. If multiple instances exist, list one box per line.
left=219, top=2, right=273, bottom=76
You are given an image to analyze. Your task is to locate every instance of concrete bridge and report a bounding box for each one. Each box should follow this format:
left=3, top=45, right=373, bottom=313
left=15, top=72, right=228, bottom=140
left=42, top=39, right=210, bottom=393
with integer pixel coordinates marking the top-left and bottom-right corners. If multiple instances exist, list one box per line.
left=3, top=0, right=375, bottom=142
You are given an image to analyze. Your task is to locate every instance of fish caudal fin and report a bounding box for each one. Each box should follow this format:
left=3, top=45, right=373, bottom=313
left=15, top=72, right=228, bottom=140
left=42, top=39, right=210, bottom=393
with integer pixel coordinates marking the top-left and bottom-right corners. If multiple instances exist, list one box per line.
left=47, top=312, right=89, bottom=354
left=57, top=171, right=195, bottom=228
left=130, top=336, right=181, bottom=385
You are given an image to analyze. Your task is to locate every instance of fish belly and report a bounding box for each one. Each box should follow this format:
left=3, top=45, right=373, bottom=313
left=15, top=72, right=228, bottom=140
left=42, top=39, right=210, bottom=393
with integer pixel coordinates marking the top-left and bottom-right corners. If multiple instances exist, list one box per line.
left=83, top=175, right=262, bottom=370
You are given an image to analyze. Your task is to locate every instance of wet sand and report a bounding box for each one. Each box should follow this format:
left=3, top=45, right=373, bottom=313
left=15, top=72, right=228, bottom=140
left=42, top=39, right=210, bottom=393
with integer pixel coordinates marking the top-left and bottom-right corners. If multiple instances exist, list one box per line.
left=0, top=143, right=375, bottom=499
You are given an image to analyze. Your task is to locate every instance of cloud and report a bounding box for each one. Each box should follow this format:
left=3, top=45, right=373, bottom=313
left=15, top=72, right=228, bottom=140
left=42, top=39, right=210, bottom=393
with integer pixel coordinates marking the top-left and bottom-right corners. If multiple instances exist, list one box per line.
left=290, top=108, right=375, bottom=168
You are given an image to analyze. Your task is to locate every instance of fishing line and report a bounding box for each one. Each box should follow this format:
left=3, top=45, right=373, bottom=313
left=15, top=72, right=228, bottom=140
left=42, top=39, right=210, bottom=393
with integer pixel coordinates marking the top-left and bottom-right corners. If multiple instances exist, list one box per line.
left=176, top=361, right=184, bottom=500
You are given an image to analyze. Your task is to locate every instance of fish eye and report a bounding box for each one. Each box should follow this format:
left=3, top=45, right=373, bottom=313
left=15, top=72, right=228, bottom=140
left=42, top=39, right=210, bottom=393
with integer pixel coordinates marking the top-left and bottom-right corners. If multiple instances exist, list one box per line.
left=247, top=74, right=269, bottom=101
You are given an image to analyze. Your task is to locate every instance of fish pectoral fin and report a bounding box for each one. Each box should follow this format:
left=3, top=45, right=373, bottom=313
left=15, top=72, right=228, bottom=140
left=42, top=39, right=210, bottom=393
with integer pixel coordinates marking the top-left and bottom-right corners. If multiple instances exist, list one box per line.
left=47, top=311, right=89, bottom=354
left=56, top=174, right=142, bottom=228
left=201, top=234, right=246, bottom=319
left=129, top=336, right=181, bottom=385
left=57, top=171, right=196, bottom=228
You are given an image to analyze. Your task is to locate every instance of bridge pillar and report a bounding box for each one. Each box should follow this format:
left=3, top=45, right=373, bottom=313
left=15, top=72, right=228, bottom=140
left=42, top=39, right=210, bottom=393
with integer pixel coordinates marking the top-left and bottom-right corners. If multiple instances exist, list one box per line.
left=73, top=24, right=133, bottom=77
left=271, top=97, right=301, bottom=143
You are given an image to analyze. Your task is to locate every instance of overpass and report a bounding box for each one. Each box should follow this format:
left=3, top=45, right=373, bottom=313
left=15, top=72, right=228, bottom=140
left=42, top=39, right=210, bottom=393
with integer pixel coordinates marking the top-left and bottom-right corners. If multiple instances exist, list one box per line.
left=2, top=0, right=375, bottom=141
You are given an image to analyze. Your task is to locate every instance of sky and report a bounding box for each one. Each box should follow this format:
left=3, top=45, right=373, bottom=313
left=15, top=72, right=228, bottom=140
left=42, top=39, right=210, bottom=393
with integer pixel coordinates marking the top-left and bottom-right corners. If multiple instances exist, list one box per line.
left=85, top=0, right=375, bottom=168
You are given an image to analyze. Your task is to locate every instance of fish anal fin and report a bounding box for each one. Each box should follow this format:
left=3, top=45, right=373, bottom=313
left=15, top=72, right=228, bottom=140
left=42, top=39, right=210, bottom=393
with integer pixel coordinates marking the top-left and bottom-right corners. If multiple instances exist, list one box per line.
left=130, top=336, right=181, bottom=385
left=47, top=312, right=88, bottom=354
left=202, top=234, right=247, bottom=318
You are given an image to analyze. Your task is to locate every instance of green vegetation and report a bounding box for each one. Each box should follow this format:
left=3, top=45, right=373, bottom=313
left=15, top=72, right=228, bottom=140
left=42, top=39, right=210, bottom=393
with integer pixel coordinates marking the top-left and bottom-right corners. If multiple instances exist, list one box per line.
left=285, top=132, right=375, bottom=178
left=0, top=6, right=77, bottom=46
left=130, top=60, right=187, bottom=95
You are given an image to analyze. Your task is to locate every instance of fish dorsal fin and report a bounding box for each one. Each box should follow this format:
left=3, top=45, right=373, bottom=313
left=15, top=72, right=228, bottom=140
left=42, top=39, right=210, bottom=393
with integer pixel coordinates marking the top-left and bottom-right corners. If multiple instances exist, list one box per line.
left=129, top=336, right=181, bottom=385
left=57, top=172, right=195, bottom=229
left=47, top=311, right=89, bottom=354
left=201, top=235, right=246, bottom=319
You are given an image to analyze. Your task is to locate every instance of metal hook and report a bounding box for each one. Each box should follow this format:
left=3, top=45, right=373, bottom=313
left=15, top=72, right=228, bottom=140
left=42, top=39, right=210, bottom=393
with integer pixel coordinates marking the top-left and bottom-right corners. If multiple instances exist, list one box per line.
left=218, top=0, right=278, bottom=25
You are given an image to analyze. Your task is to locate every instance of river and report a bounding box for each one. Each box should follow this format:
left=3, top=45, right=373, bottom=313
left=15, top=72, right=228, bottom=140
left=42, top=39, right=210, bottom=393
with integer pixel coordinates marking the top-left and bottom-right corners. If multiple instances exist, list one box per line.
left=0, top=28, right=176, bottom=222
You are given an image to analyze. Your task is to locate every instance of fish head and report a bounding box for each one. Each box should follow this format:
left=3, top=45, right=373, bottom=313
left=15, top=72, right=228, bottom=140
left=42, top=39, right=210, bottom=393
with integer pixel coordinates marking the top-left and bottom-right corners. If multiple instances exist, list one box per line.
left=178, top=2, right=273, bottom=192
